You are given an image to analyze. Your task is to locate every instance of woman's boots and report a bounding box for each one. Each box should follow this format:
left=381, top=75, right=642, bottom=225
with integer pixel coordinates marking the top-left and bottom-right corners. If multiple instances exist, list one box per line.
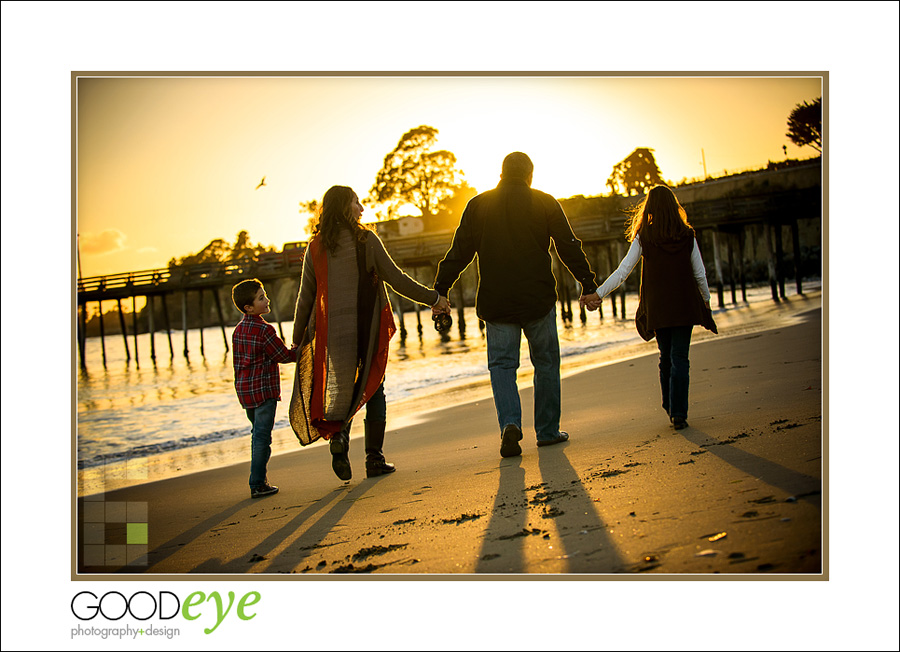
left=330, top=421, right=395, bottom=480
left=329, top=425, right=352, bottom=481
left=365, top=420, right=395, bottom=478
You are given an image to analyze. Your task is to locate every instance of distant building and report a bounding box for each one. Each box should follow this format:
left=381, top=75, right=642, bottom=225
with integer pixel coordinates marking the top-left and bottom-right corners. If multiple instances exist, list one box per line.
left=374, top=215, right=425, bottom=239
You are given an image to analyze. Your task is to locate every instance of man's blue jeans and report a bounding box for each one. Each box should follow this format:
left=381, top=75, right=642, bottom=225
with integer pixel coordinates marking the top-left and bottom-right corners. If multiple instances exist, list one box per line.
left=246, top=398, right=277, bottom=488
left=485, top=308, right=561, bottom=442
left=656, top=325, right=693, bottom=420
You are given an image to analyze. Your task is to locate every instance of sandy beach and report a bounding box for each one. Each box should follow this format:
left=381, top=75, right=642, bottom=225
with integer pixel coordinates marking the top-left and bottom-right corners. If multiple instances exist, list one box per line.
left=76, top=292, right=823, bottom=577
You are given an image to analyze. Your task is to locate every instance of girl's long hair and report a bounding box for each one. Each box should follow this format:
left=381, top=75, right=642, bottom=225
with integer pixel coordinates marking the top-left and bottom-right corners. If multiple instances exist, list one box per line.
left=312, top=185, right=370, bottom=253
left=624, top=185, right=694, bottom=245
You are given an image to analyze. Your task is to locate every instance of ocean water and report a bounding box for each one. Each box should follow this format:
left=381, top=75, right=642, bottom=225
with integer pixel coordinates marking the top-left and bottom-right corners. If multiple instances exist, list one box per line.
left=76, top=281, right=821, bottom=494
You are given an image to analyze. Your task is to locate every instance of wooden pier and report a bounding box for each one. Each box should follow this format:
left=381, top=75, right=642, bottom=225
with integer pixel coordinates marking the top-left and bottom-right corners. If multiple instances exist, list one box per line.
left=76, top=162, right=822, bottom=369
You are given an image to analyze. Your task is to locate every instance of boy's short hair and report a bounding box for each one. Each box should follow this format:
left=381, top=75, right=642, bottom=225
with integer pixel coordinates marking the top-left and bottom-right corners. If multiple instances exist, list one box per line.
left=232, top=278, right=263, bottom=313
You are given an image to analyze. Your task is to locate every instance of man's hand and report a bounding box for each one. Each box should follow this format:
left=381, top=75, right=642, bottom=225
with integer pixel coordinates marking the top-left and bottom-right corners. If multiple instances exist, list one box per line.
left=433, top=295, right=451, bottom=315
left=580, top=291, right=602, bottom=312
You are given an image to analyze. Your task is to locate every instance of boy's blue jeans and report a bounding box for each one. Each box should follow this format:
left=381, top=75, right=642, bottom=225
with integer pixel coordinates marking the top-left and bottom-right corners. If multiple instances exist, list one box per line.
left=656, top=325, right=693, bottom=420
left=246, top=398, right=277, bottom=488
left=485, top=308, right=561, bottom=442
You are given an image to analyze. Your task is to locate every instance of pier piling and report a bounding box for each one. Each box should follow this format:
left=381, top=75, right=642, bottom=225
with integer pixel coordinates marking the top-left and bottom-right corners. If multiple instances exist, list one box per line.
left=791, top=219, right=804, bottom=295
left=131, top=294, right=140, bottom=364
left=198, top=290, right=205, bottom=356
left=181, top=291, right=189, bottom=357
left=213, top=289, right=229, bottom=352
left=774, top=223, right=786, bottom=300
left=727, top=234, right=737, bottom=304
left=116, top=298, right=130, bottom=360
left=711, top=230, right=725, bottom=308
left=161, top=294, right=174, bottom=358
left=149, top=296, right=156, bottom=361
left=78, top=303, right=87, bottom=371
left=98, top=301, right=107, bottom=366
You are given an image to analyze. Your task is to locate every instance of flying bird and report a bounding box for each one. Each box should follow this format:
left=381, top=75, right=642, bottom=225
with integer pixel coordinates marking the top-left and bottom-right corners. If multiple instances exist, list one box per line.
left=255, top=176, right=267, bottom=190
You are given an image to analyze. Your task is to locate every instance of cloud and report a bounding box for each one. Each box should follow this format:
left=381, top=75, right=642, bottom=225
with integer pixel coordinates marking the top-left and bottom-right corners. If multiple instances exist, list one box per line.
left=80, top=229, right=127, bottom=255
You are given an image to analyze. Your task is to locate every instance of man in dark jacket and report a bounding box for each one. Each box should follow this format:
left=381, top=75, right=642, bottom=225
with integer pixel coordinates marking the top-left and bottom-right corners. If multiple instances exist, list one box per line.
left=434, top=152, right=598, bottom=458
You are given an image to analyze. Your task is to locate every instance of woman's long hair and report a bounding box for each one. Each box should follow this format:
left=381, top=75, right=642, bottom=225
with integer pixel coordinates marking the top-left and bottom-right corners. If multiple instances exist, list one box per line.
left=624, top=185, right=694, bottom=245
left=312, top=185, right=370, bottom=253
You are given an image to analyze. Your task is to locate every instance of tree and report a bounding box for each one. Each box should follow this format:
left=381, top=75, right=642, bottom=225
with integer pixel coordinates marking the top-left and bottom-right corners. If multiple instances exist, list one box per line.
left=299, top=200, right=319, bottom=239
left=168, top=238, right=230, bottom=268
left=786, top=97, right=822, bottom=153
left=606, top=148, right=666, bottom=196
left=231, top=230, right=254, bottom=259
left=230, top=230, right=274, bottom=260
left=369, top=125, right=465, bottom=223
left=168, top=231, right=274, bottom=268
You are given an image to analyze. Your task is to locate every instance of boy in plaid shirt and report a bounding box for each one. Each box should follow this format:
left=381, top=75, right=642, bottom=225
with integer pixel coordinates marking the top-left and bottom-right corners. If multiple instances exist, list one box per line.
left=231, top=279, right=298, bottom=498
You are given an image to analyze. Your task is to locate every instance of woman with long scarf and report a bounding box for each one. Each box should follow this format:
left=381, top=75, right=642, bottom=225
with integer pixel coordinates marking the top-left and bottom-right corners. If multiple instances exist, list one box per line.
left=290, top=185, right=445, bottom=480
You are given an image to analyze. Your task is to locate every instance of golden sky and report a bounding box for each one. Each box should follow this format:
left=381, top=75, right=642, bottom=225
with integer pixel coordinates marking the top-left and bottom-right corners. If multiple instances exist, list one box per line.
left=76, top=74, right=822, bottom=278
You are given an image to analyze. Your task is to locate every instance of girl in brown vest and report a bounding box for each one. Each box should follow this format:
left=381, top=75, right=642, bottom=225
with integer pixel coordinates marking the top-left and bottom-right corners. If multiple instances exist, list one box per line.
left=582, top=185, right=717, bottom=429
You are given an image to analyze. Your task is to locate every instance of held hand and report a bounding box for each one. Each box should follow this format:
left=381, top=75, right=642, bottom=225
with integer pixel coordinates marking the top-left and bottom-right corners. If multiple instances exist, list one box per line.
left=432, top=295, right=451, bottom=315
left=580, top=291, right=602, bottom=312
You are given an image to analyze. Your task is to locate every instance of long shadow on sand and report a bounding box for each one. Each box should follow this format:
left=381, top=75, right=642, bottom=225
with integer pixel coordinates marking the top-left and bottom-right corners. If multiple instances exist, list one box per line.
left=474, top=444, right=627, bottom=573
left=187, top=479, right=379, bottom=573
left=256, top=478, right=381, bottom=573
left=144, top=502, right=248, bottom=573
left=678, top=427, right=821, bottom=506
left=474, top=456, right=527, bottom=572
left=536, top=444, right=627, bottom=573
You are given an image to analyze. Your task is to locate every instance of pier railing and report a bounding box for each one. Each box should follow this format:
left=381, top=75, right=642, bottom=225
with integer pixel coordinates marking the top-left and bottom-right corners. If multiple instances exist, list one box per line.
left=76, top=162, right=822, bottom=368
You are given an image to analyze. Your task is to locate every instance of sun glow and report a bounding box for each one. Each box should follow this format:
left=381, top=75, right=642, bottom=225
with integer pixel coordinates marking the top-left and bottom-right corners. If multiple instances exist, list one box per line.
left=76, top=74, right=822, bottom=277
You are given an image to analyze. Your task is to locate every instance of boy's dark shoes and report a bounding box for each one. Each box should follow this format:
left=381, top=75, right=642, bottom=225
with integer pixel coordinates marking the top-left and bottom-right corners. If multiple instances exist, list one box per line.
left=671, top=417, right=688, bottom=430
left=499, top=424, right=523, bottom=458
left=251, top=483, right=279, bottom=499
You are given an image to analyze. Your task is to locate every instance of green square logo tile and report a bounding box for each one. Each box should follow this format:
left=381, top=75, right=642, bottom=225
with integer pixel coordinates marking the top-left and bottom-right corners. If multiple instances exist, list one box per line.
left=127, top=522, right=148, bottom=545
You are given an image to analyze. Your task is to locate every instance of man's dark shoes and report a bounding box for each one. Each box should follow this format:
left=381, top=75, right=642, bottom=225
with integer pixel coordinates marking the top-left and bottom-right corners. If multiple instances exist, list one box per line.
left=671, top=417, right=688, bottom=430
left=330, top=433, right=352, bottom=481
left=500, top=424, right=523, bottom=458
left=537, top=431, right=569, bottom=447
left=251, top=482, right=279, bottom=499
